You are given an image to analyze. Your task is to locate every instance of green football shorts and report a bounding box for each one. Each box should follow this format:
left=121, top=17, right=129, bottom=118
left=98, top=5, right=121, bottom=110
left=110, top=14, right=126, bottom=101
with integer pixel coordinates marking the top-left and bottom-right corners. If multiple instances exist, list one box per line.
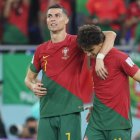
left=84, top=126, right=131, bottom=140
left=37, top=112, right=81, bottom=140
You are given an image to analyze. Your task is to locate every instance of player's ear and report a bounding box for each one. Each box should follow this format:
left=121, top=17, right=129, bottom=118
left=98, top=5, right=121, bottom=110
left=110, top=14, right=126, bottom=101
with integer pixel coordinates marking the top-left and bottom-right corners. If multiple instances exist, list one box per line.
left=65, top=17, right=69, bottom=24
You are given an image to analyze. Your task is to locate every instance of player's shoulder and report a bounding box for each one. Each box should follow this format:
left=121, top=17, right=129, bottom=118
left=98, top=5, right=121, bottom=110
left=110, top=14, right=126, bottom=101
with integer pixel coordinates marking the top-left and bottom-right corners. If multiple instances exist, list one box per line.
left=66, top=34, right=78, bottom=47
left=37, top=41, right=50, bottom=49
left=110, top=48, right=128, bottom=56
left=35, top=41, right=50, bottom=52
left=108, top=48, right=128, bottom=61
left=67, top=34, right=77, bottom=41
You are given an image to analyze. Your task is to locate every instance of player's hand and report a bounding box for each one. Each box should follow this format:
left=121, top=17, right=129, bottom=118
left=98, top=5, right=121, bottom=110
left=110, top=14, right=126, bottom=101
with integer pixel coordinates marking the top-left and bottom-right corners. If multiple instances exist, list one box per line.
left=85, top=106, right=93, bottom=122
left=95, top=59, right=108, bottom=80
left=32, top=83, right=47, bottom=97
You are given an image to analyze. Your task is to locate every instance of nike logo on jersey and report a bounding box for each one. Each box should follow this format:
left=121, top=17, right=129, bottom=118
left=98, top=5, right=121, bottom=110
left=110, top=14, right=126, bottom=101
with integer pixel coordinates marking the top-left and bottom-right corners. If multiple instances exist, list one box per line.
left=43, top=55, right=49, bottom=59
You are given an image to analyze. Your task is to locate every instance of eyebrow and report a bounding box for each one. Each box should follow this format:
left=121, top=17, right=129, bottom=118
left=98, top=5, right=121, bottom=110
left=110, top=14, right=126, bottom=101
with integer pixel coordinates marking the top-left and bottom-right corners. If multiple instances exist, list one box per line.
left=47, top=13, right=61, bottom=16
left=84, top=48, right=94, bottom=52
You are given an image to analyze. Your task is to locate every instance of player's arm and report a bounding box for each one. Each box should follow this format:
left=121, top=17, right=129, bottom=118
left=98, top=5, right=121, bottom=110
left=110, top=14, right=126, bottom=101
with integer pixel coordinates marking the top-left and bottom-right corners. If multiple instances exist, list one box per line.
left=24, top=68, right=47, bottom=97
left=96, top=31, right=116, bottom=79
left=133, top=69, right=140, bottom=82
left=3, top=0, right=14, bottom=18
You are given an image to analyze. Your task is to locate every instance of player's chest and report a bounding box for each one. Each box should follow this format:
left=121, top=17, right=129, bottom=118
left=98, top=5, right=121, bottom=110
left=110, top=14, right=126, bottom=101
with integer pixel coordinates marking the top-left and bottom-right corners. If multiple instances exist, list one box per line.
left=92, top=58, right=119, bottom=80
left=39, top=46, right=79, bottom=72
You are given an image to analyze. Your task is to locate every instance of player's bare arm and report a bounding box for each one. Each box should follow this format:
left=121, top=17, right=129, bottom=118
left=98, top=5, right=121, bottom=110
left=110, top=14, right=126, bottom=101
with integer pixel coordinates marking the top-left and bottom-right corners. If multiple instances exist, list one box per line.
left=24, top=68, right=47, bottom=97
left=133, top=69, right=140, bottom=82
left=96, top=31, right=116, bottom=80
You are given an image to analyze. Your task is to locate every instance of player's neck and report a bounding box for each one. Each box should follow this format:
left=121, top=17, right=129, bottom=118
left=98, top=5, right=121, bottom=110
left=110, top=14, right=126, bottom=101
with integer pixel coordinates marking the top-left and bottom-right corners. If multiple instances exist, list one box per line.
left=50, top=31, right=67, bottom=43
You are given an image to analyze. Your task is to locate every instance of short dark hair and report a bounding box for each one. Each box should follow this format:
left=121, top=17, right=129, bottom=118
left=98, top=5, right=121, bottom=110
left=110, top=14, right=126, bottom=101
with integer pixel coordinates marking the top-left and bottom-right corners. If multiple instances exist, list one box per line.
left=77, top=25, right=105, bottom=50
left=25, top=117, right=36, bottom=124
left=47, top=4, right=68, bottom=16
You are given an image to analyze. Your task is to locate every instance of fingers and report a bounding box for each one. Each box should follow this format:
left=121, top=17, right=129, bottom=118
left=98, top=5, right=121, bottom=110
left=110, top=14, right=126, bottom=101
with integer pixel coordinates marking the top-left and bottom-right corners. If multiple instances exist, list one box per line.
left=32, top=83, right=47, bottom=97
left=85, top=106, right=93, bottom=122
left=96, top=67, right=108, bottom=80
left=95, top=59, right=108, bottom=80
left=86, top=113, right=91, bottom=122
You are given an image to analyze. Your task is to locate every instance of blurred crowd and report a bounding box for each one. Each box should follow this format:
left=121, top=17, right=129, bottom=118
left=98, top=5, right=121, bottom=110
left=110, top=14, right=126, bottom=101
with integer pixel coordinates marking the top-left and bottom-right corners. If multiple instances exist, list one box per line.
left=0, top=0, right=140, bottom=48
left=0, top=113, right=38, bottom=140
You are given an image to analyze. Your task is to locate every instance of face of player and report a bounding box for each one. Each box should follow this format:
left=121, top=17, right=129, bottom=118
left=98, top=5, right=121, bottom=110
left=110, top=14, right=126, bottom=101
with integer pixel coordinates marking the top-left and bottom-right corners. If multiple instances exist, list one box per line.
left=83, top=43, right=103, bottom=57
left=46, top=8, right=69, bottom=33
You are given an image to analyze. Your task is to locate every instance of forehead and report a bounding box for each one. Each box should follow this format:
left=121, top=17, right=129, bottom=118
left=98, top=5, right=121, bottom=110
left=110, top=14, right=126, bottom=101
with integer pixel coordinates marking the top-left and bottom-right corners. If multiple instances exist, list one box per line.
left=47, top=8, right=64, bottom=15
left=82, top=43, right=103, bottom=51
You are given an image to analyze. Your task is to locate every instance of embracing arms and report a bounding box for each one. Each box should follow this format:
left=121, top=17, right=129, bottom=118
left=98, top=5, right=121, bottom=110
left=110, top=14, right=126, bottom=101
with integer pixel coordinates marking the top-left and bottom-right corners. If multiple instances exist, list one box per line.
left=96, top=31, right=116, bottom=79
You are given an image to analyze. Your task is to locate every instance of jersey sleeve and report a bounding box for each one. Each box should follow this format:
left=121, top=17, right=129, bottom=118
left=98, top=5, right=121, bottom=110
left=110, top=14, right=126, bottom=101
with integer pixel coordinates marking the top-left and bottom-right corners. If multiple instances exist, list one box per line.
left=30, top=47, right=41, bottom=73
left=119, top=54, right=139, bottom=77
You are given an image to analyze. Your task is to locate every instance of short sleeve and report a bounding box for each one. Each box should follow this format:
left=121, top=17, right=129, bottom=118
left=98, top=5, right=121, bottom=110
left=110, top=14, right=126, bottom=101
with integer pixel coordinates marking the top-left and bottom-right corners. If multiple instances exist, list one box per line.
left=119, top=55, right=139, bottom=77
left=30, top=47, right=41, bottom=73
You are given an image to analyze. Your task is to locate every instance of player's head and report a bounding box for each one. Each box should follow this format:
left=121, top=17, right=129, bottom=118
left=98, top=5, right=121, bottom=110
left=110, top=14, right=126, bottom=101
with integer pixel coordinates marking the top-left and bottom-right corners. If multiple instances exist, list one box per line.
left=77, top=25, right=105, bottom=56
left=46, top=4, right=69, bottom=32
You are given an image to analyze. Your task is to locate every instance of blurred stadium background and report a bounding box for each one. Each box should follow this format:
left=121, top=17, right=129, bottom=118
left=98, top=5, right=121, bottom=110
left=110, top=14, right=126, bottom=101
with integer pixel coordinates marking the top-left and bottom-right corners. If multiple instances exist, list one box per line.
left=0, top=0, right=140, bottom=139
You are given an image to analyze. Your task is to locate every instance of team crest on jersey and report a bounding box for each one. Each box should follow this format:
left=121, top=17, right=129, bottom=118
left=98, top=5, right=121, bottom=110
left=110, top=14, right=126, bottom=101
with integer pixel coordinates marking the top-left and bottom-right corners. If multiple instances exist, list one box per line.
left=62, top=47, right=69, bottom=60
left=125, top=57, right=134, bottom=67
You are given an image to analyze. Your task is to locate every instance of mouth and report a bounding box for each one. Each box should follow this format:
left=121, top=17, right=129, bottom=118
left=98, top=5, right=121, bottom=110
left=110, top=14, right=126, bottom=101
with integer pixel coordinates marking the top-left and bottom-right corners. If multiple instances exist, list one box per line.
left=50, top=23, right=57, bottom=27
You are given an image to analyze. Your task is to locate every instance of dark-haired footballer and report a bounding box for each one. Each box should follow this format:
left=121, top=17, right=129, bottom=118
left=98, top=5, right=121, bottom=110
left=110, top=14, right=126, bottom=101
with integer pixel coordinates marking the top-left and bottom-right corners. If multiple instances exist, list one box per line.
left=25, top=4, right=116, bottom=140
left=77, top=24, right=140, bottom=140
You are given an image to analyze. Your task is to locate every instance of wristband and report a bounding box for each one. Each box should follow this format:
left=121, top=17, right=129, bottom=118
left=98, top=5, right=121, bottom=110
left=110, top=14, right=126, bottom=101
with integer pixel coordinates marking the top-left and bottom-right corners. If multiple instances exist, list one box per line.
left=96, top=53, right=105, bottom=59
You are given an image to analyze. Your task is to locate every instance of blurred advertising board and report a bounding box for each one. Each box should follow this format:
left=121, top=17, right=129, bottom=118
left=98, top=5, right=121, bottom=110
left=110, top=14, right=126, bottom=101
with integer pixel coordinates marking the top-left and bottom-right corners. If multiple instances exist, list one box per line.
left=3, top=54, right=38, bottom=105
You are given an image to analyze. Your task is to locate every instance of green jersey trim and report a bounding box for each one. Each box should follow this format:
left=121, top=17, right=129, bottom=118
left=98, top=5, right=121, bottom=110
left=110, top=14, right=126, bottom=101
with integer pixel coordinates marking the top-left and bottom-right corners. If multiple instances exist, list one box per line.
left=89, top=96, right=132, bottom=130
left=30, top=63, right=38, bottom=73
left=39, top=71, right=84, bottom=118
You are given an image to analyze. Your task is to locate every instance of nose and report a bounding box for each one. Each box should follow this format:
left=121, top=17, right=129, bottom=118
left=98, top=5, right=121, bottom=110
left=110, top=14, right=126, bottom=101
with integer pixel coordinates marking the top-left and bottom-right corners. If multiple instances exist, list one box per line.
left=50, top=16, right=56, bottom=21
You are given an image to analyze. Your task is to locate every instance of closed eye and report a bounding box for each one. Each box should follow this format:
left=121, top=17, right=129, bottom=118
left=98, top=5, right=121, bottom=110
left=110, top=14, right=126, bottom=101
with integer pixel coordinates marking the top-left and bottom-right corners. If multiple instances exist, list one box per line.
left=83, top=48, right=94, bottom=53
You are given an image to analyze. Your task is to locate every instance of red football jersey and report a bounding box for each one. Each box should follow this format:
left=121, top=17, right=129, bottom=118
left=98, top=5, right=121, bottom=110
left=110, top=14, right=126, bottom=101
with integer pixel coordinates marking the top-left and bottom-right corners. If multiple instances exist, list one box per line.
left=90, top=48, right=139, bottom=129
left=30, top=34, right=93, bottom=117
